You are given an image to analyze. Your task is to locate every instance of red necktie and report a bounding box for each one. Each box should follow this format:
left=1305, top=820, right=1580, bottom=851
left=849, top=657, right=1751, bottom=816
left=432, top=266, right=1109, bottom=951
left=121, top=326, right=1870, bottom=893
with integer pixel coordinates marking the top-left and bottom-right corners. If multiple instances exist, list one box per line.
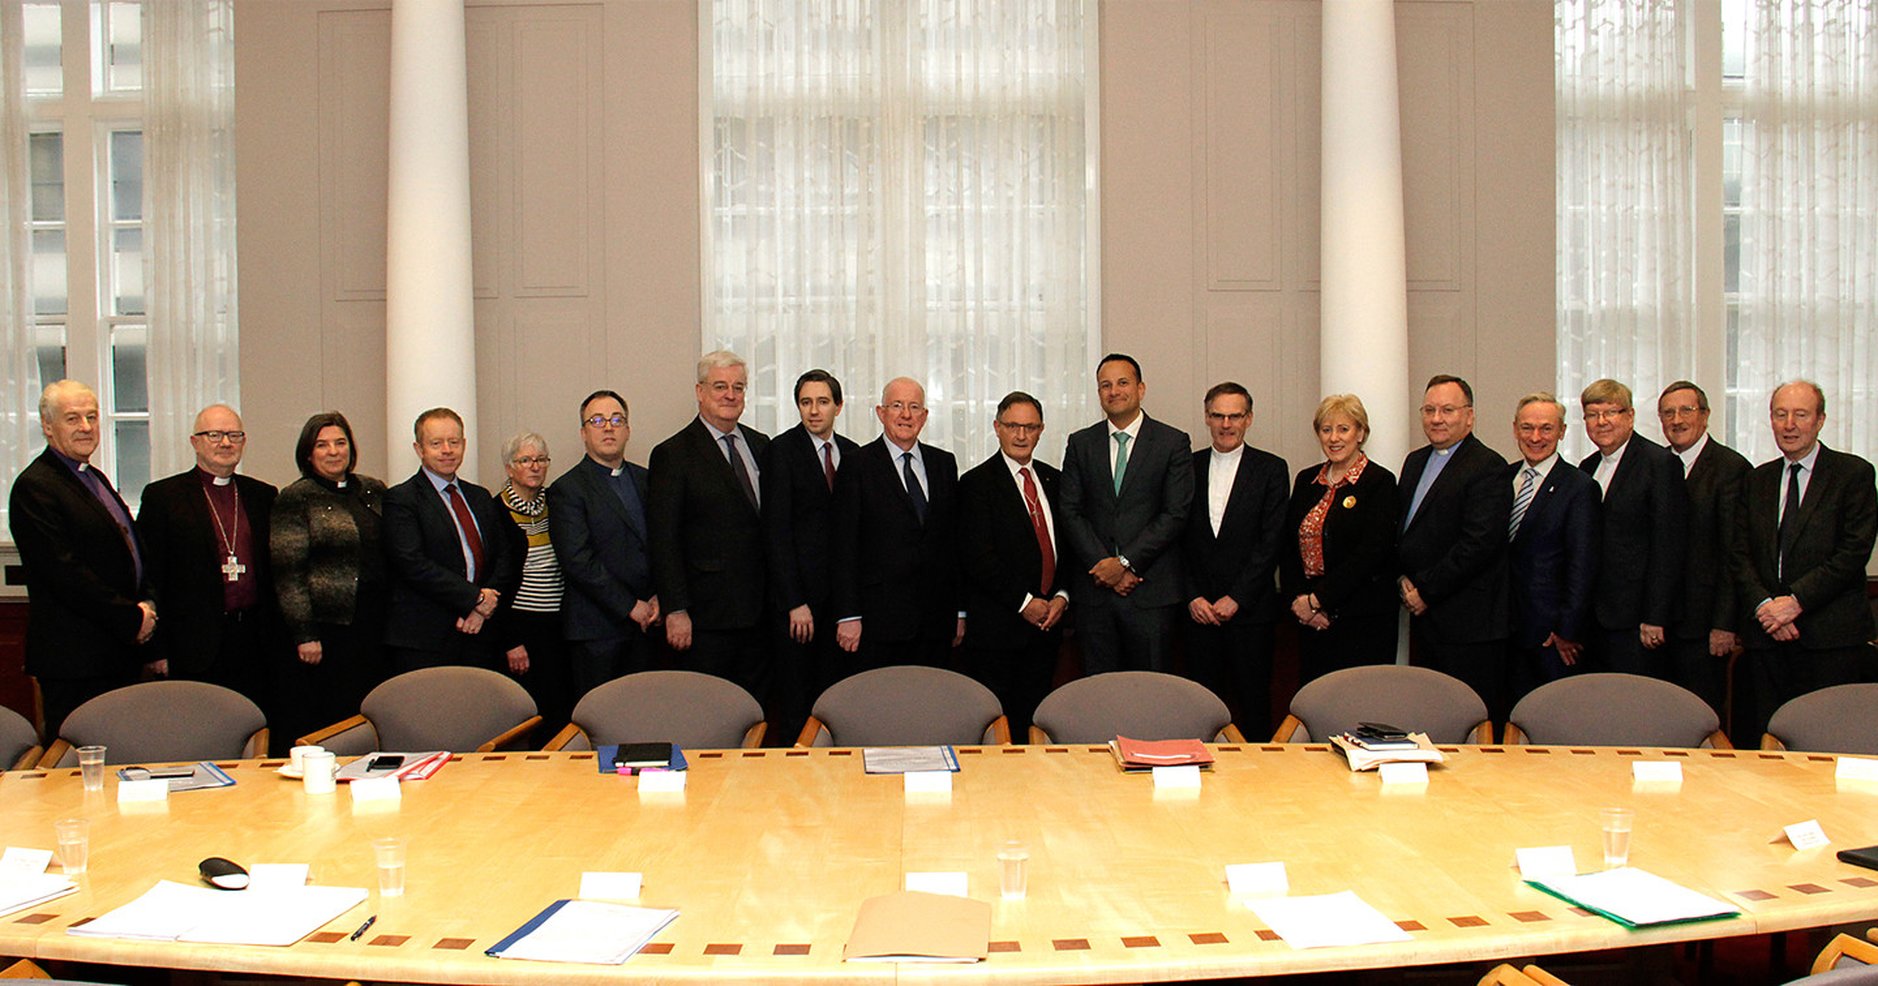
left=1020, top=467, right=1055, bottom=596
left=446, top=483, right=487, bottom=578
left=822, top=441, right=836, bottom=492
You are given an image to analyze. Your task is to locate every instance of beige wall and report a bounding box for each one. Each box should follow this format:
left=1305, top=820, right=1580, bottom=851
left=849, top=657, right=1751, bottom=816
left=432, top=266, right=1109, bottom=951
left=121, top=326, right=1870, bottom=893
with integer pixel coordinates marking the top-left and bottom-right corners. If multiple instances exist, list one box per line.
left=234, top=0, right=1554, bottom=486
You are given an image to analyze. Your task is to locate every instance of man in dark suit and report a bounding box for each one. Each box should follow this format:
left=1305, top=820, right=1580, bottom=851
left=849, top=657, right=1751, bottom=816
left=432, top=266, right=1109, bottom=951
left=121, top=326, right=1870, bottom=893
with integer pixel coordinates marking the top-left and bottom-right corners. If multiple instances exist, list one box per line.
left=1059, top=354, right=1194, bottom=673
left=382, top=407, right=517, bottom=672
left=1182, top=382, right=1288, bottom=738
left=1733, top=380, right=1877, bottom=739
left=1506, top=393, right=1600, bottom=702
left=958, top=391, right=1068, bottom=739
left=1577, top=378, right=1688, bottom=677
left=548, top=390, right=658, bottom=698
left=135, top=403, right=280, bottom=709
left=649, top=351, right=771, bottom=699
left=1396, top=375, right=1513, bottom=720
left=760, top=369, right=860, bottom=736
left=833, top=376, right=963, bottom=671
left=8, top=380, right=158, bottom=740
left=1655, top=380, right=1752, bottom=730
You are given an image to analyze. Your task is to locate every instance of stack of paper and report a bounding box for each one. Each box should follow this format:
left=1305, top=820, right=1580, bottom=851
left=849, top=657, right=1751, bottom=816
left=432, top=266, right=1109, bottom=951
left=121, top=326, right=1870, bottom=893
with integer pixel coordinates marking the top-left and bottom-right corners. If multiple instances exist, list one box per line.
left=487, top=900, right=679, bottom=964
left=1525, top=868, right=1740, bottom=928
left=334, top=751, right=449, bottom=782
left=862, top=747, right=959, bottom=774
left=0, top=873, right=78, bottom=919
left=844, top=891, right=989, bottom=963
left=1329, top=733, right=1445, bottom=772
left=1109, top=737, right=1214, bottom=772
left=116, top=762, right=236, bottom=792
left=69, top=880, right=368, bottom=946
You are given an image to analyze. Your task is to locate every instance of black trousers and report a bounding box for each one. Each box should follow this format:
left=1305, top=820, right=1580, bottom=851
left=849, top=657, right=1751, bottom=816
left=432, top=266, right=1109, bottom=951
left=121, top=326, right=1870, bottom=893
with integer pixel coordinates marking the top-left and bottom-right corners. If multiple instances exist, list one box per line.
left=962, top=630, right=1062, bottom=742
left=1411, top=625, right=1509, bottom=726
left=503, top=609, right=572, bottom=744
left=1074, top=593, right=1177, bottom=674
left=1186, top=617, right=1275, bottom=742
left=1297, top=610, right=1397, bottom=685
left=567, top=632, right=653, bottom=702
left=687, top=625, right=771, bottom=711
left=1587, top=625, right=1666, bottom=678
left=1746, top=643, right=1876, bottom=745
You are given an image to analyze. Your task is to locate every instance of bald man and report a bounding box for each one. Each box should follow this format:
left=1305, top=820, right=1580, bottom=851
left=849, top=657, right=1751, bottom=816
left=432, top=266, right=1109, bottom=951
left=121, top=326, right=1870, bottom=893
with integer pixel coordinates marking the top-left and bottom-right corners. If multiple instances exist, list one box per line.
left=136, top=404, right=282, bottom=710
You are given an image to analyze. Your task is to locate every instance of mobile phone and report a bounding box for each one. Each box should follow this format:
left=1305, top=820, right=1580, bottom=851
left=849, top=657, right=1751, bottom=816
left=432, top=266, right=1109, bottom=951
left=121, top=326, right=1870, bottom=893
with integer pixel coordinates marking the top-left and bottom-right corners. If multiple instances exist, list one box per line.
left=368, top=755, right=405, bottom=771
left=1838, top=845, right=1878, bottom=871
left=1355, top=722, right=1409, bottom=740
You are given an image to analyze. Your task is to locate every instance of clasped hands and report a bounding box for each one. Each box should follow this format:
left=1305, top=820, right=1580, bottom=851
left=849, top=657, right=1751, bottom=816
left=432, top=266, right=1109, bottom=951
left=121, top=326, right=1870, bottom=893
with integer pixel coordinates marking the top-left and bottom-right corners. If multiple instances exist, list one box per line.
left=1089, top=557, right=1141, bottom=596
left=1289, top=594, right=1330, bottom=631
left=1755, top=595, right=1803, bottom=642
left=455, top=588, right=502, bottom=634
left=1022, top=595, right=1069, bottom=631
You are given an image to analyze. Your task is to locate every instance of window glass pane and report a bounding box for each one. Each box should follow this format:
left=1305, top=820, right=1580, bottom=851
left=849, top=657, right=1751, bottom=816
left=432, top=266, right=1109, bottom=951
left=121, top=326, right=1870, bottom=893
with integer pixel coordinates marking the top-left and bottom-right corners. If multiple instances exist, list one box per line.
left=112, top=227, right=144, bottom=315
left=111, top=323, right=148, bottom=413
left=104, top=1, right=143, bottom=92
left=1721, top=0, right=1747, bottom=80
left=31, top=229, right=67, bottom=316
left=1723, top=212, right=1740, bottom=294
left=1721, top=117, right=1742, bottom=208
left=110, top=130, right=143, bottom=221
left=29, top=132, right=65, bottom=222
left=35, top=323, right=68, bottom=392
left=23, top=2, right=63, bottom=96
left=113, top=420, right=150, bottom=496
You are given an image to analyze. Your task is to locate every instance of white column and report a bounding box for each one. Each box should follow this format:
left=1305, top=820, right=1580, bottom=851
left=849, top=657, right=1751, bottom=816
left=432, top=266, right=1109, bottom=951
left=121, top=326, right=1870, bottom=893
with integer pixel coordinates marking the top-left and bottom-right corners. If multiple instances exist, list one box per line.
left=385, top=0, right=478, bottom=481
left=1320, top=0, right=1410, bottom=473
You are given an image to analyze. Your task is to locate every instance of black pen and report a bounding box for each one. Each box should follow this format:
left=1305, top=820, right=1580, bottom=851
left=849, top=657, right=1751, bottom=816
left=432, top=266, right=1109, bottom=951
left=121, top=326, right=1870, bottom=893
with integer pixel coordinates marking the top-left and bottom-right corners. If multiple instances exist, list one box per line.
left=349, top=915, right=376, bottom=941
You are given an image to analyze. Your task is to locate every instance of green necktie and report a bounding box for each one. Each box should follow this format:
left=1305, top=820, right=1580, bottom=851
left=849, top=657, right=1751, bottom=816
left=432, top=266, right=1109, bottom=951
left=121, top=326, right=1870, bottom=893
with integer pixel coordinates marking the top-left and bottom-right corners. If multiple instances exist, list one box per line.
left=1112, top=432, right=1131, bottom=495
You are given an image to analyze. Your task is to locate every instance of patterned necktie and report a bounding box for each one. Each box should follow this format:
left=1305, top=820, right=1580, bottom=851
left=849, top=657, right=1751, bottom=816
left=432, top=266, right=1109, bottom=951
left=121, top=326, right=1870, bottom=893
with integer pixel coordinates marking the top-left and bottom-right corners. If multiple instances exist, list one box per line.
left=1777, top=462, right=1803, bottom=579
left=724, top=434, right=758, bottom=509
left=902, top=452, right=928, bottom=523
left=1020, top=466, right=1055, bottom=596
left=1508, top=465, right=1538, bottom=540
left=821, top=441, right=837, bottom=492
left=1112, top=432, right=1132, bottom=495
left=445, top=483, right=487, bottom=578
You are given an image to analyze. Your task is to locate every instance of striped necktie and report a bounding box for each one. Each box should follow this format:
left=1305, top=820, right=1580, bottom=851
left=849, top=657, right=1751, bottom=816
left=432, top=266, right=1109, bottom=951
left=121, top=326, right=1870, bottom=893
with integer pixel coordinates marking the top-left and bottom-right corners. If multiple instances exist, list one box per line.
left=1508, top=465, right=1538, bottom=540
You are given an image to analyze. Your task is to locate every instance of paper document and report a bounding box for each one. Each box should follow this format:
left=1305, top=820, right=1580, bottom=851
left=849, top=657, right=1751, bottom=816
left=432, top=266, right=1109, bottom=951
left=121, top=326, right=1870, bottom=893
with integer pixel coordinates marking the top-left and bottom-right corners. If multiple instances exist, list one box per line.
left=1111, top=736, right=1214, bottom=771
left=115, top=762, right=235, bottom=792
left=487, top=899, right=678, bottom=964
left=1525, top=867, right=1739, bottom=928
left=334, top=751, right=448, bottom=782
left=1329, top=733, right=1445, bottom=772
left=844, top=891, right=990, bottom=962
left=1246, top=891, right=1413, bottom=949
left=0, top=873, right=78, bottom=919
left=69, top=880, right=367, bottom=946
left=862, top=746, right=959, bottom=774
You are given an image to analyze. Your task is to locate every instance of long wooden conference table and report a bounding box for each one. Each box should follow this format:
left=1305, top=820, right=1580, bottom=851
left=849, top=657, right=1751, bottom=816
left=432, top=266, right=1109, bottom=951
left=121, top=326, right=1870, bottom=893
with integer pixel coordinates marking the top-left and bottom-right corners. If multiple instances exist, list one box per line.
left=1, top=742, right=1876, bottom=984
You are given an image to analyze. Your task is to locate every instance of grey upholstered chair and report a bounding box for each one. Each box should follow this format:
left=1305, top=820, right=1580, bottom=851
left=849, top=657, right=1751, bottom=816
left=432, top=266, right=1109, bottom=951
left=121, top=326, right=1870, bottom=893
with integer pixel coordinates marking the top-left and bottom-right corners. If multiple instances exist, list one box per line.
left=796, top=666, right=1009, bottom=747
left=1762, top=684, right=1878, bottom=755
left=1782, top=932, right=1878, bottom=984
left=544, top=670, right=767, bottom=751
left=1274, top=665, right=1491, bottom=744
left=1, top=705, right=43, bottom=770
left=39, top=681, right=267, bottom=766
left=299, top=666, right=540, bottom=755
left=1030, top=671, right=1244, bottom=745
left=1503, top=672, right=1728, bottom=748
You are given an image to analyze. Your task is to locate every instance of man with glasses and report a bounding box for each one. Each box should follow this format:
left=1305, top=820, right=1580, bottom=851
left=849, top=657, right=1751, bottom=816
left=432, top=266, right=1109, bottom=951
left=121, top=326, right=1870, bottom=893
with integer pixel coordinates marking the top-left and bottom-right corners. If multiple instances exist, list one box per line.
left=1655, top=381, right=1751, bottom=733
left=832, top=377, right=962, bottom=672
left=958, top=391, right=1068, bottom=739
left=1181, top=382, right=1288, bottom=738
left=1576, top=378, right=1688, bottom=677
left=135, top=403, right=281, bottom=709
left=383, top=407, right=516, bottom=673
left=1396, top=375, right=1513, bottom=720
left=548, top=391, right=658, bottom=697
left=1506, top=392, right=1599, bottom=701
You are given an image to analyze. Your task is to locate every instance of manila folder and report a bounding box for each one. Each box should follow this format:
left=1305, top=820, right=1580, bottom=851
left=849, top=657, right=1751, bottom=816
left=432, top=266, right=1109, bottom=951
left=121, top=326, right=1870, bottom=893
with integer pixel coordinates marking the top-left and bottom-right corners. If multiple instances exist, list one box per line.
left=843, top=891, right=990, bottom=963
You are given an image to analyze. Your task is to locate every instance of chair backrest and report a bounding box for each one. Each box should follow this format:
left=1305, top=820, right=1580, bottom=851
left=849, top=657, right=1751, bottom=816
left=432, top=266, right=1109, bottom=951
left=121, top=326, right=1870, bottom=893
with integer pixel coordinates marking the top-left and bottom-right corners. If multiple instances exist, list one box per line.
left=57, top=681, right=266, bottom=764
left=805, top=666, right=1004, bottom=747
left=1282, top=665, right=1489, bottom=744
left=570, top=671, right=765, bottom=750
left=361, top=667, right=539, bottom=752
left=0, top=705, right=40, bottom=770
left=1765, top=684, right=1878, bottom=755
left=1031, top=672, right=1235, bottom=745
left=1506, top=673, right=1723, bottom=748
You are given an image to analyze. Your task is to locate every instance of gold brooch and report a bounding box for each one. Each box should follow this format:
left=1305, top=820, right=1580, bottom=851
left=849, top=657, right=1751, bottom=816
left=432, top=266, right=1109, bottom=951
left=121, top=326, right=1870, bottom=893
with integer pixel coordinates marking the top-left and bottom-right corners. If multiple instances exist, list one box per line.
left=1341, top=495, right=1356, bottom=509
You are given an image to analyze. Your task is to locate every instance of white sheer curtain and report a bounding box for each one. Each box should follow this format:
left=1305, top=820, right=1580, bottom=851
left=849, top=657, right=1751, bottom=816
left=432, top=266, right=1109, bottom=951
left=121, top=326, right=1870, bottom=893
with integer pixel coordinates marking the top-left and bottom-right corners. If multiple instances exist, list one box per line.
left=1555, top=0, right=1692, bottom=461
left=705, top=0, right=1096, bottom=463
left=0, top=4, right=38, bottom=528
left=1733, top=0, right=1877, bottom=464
left=142, top=0, right=238, bottom=473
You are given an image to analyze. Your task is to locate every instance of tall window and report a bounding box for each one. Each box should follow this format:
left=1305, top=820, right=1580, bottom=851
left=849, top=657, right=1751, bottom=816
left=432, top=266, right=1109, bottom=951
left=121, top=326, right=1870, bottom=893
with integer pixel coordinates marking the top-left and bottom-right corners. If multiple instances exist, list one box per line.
left=705, top=0, right=1098, bottom=462
left=1, top=0, right=236, bottom=524
left=1557, top=0, right=1876, bottom=464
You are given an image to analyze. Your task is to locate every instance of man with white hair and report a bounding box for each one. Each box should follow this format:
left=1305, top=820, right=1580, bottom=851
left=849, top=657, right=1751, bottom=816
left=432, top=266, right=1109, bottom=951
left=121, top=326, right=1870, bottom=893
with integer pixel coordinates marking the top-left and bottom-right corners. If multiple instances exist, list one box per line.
left=8, top=380, right=158, bottom=739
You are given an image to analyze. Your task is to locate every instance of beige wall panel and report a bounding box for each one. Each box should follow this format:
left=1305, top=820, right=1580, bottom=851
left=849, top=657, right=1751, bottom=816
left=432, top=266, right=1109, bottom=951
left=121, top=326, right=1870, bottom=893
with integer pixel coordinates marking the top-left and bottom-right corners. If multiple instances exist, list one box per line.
left=1288, top=8, right=1321, bottom=291
left=1398, top=3, right=1470, bottom=292
left=515, top=11, right=601, bottom=298
left=1277, top=308, right=1324, bottom=470
left=1196, top=3, right=1281, bottom=292
left=510, top=307, right=601, bottom=456
left=1200, top=302, right=1284, bottom=441
left=320, top=312, right=391, bottom=482
left=318, top=11, right=391, bottom=304
left=467, top=15, right=505, bottom=299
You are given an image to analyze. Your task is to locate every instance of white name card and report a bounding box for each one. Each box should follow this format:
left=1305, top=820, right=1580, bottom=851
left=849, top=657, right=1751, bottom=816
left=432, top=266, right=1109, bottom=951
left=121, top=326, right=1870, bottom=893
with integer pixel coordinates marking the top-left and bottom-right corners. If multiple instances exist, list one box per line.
left=1836, top=757, right=1878, bottom=782
left=1632, top=761, right=1683, bottom=784
left=903, top=770, right=953, bottom=796
left=904, top=872, right=969, bottom=897
left=638, top=769, right=687, bottom=795
left=246, top=863, right=310, bottom=890
left=0, top=847, right=53, bottom=876
left=116, top=777, right=168, bottom=803
left=1152, top=765, right=1202, bottom=789
left=1225, top=862, right=1289, bottom=898
left=1379, top=762, right=1429, bottom=786
left=1514, top=846, right=1578, bottom=881
left=579, top=871, right=643, bottom=901
left=349, top=776, right=402, bottom=804
left=1776, top=819, right=1830, bottom=852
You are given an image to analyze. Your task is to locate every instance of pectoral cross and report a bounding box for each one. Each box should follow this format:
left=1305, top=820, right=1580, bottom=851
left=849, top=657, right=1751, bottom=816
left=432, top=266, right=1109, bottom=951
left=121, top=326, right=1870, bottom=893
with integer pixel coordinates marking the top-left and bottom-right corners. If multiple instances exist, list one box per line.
left=222, top=554, right=247, bottom=583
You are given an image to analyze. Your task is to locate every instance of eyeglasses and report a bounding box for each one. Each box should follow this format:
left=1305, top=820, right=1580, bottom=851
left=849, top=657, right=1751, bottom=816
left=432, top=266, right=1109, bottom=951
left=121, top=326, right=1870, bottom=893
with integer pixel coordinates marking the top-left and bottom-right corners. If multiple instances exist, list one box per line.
left=883, top=402, right=925, bottom=415
left=1419, top=404, right=1470, bottom=416
left=511, top=455, right=551, bottom=467
left=1205, top=412, right=1249, bottom=424
left=192, top=430, right=246, bottom=443
left=996, top=421, right=1042, bottom=434
left=584, top=415, right=628, bottom=429
left=1583, top=408, right=1631, bottom=422
left=1659, top=404, right=1703, bottom=419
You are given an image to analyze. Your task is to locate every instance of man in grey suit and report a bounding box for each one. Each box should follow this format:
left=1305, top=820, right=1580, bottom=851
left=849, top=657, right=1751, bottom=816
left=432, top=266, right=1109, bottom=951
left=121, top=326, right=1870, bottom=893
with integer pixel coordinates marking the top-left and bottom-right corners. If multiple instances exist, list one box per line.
left=1733, top=380, right=1877, bottom=739
left=1059, top=353, right=1194, bottom=673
